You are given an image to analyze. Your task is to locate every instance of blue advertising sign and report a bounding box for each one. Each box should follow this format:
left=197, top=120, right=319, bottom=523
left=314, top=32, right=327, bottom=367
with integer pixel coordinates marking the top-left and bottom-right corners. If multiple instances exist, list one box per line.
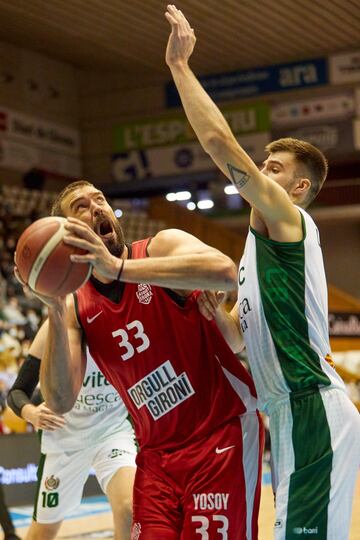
left=166, top=58, right=328, bottom=107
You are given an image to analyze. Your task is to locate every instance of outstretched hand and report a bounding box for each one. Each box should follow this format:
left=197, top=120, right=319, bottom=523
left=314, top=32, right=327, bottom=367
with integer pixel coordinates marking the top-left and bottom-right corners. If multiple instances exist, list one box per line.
left=197, top=290, right=226, bottom=321
left=165, top=4, right=196, bottom=67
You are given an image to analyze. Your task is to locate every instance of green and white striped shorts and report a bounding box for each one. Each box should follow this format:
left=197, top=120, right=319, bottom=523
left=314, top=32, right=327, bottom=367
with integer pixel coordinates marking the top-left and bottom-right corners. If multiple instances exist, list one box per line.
left=268, top=386, right=360, bottom=540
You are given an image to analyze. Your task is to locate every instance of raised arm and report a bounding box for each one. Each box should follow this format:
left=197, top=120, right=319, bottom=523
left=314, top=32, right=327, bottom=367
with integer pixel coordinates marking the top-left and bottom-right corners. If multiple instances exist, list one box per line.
left=40, top=295, right=86, bottom=414
left=165, top=5, right=302, bottom=240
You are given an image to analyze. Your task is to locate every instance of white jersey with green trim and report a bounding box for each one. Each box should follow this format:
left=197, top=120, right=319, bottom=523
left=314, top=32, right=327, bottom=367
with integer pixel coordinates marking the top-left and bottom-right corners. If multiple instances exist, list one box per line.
left=42, top=351, right=131, bottom=453
left=238, top=207, right=346, bottom=414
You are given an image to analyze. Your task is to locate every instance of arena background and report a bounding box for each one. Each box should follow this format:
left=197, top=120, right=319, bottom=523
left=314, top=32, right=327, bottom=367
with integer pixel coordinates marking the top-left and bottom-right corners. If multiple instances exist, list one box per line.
left=0, top=1, right=359, bottom=538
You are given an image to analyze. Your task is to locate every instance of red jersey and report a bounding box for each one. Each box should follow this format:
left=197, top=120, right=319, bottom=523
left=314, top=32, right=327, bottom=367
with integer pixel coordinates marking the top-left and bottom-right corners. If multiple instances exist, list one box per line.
left=75, top=239, right=257, bottom=450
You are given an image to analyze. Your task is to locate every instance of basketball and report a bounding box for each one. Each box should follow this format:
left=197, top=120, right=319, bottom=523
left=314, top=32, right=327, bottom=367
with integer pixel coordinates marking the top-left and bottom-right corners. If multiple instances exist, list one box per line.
left=15, top=216, right=92, bottom=297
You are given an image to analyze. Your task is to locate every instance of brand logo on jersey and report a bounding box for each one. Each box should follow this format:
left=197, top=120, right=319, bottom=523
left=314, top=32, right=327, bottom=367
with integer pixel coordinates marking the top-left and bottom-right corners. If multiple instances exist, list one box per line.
left=87, top=311, right=103, bottom=324
left=136, top=284, right=153, bottom=305
left=293, top=527, right=319, bottom=535
left=127, top=360, right=195, bottom=420
left=131, top=522, right=141, bottom=540
left=239, top=265, right=245, bottom=285
left=239, top=296, right=252, bottom=332
left=44, top=475, right=60, bottom=490
left=193, top=493, right=229, bottom=511
left=108, top=448, right=132, bottom=459
left=324, top=353, right=335, bottom=369
left=215, top=445, right=235, bottom=454
left=83, top=370, right=110, bottom=388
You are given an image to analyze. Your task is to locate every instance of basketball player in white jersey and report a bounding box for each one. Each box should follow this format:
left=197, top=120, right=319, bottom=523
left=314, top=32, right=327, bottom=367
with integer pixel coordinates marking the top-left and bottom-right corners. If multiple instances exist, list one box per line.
left=8, top=322, right=136, bottom=540
left=165, top=5, right=360, bottom=540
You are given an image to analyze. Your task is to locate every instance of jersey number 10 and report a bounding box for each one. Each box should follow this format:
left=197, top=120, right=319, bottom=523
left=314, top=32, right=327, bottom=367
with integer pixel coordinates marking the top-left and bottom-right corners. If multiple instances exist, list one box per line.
left=41, top=491, right=59, bottom=508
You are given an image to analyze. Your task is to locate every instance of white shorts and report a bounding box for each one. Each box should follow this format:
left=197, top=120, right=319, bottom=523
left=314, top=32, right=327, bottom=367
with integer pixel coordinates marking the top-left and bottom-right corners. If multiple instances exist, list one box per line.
left=33, top=429, right=137, bottom=523
left=269, top=387, right=360, bottom=540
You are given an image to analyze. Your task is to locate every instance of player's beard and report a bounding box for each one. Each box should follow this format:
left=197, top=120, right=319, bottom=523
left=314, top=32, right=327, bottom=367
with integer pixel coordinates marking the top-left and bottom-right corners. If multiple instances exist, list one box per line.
left=103, top=217, right=126, bottom=258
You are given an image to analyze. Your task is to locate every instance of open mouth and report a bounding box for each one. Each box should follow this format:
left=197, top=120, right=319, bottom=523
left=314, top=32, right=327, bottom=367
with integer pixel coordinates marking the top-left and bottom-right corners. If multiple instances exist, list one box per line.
left=96, top=219, right=114, bottom=239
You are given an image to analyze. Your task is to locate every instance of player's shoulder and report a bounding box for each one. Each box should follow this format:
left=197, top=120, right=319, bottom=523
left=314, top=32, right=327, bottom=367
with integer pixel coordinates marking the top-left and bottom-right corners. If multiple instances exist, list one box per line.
left=149, top=228, right=191, bottom=255
left=149, top=228, right=210, bottom=258
left=152, top=228, right=194, bottom=243
left=296, top=206, right=319, bottom=237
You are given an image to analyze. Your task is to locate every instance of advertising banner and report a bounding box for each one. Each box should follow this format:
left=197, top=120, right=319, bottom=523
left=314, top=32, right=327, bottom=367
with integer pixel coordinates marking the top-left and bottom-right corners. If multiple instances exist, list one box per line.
left=329, top=51, right=360, bottom=85
left=112, top=132, right=270, bottom=182
left=0, top=107, right=81, bottom=175
left=166, top=58, right=328, bottom=107
left=0, top=138, right=81, bottom=176
left=113, top=103, right=270, bottom=182
left=272, top=119, right=357, bottom=160
left=271, top=93, right=355, bottom=127
left=114, top=102, right=270, bottom=152
left=0, top=433, right=101, bottom=507
left=329, top=312, right=360, bottom=338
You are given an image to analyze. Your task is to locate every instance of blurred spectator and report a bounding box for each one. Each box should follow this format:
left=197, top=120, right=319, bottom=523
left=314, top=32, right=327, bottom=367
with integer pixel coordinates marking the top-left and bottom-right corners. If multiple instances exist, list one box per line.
left=2, top=298, right=26, bottom=326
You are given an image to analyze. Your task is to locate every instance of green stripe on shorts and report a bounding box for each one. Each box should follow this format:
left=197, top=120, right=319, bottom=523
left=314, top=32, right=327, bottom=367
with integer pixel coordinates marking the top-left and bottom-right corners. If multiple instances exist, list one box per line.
left=286, top=388, right=333, bottom=539
left=33, top=430, right=46, bottom=522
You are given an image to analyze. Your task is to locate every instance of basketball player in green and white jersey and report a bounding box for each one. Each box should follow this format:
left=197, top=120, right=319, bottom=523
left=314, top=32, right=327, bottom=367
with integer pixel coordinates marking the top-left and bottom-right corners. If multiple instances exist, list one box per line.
left=8, top=322, right=136, bottom=540
left=165, top=5, right=360, bottom=540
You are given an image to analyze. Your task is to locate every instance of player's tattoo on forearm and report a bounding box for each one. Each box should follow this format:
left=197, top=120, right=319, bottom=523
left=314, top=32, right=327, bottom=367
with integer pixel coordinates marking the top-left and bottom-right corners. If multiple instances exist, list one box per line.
left=227, top=163, right=251, bottom=190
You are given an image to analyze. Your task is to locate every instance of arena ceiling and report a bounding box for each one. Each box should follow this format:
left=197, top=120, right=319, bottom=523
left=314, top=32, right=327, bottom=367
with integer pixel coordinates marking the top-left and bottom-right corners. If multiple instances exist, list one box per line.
left=0, top=0, right=359, bottom=86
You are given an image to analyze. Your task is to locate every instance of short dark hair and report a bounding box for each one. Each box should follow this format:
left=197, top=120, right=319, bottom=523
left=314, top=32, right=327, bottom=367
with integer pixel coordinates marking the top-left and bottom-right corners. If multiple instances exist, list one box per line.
left=51, top=180, right=94, bottom=216
left=265, top=137, right=328, bottom=207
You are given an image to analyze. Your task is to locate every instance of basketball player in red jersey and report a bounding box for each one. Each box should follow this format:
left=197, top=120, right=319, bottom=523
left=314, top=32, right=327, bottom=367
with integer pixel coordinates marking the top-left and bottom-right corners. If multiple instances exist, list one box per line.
left=20, top=180, right=264, bottom=540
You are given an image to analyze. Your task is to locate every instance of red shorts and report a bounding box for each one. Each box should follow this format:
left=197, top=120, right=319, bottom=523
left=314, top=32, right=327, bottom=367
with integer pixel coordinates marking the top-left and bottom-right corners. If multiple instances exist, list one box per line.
left=131, top=411, right=263, bottom=540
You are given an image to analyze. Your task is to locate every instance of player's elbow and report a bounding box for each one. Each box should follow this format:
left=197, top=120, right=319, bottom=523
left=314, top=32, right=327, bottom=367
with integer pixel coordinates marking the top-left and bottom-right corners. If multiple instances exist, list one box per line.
left=202, top=130, right=234, bottom=158
left=49, top=399, right=73, bottom=415
left=44, top=389, right=74, bottom=415
left=214, top=256, right=237, bottom=291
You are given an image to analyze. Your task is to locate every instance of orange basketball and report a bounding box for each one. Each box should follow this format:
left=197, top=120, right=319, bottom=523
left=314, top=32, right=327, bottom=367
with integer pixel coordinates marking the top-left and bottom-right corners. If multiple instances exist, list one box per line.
left=15, top=216, right=92, bottom=297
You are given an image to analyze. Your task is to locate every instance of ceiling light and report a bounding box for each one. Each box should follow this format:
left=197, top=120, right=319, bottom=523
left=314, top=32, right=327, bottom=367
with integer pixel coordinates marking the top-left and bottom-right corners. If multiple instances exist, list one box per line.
left=224, top=185, right=238, bottom=195
left=175, top=191, right=191, bottom=201
left=197, top=199, right=214, bottom=210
